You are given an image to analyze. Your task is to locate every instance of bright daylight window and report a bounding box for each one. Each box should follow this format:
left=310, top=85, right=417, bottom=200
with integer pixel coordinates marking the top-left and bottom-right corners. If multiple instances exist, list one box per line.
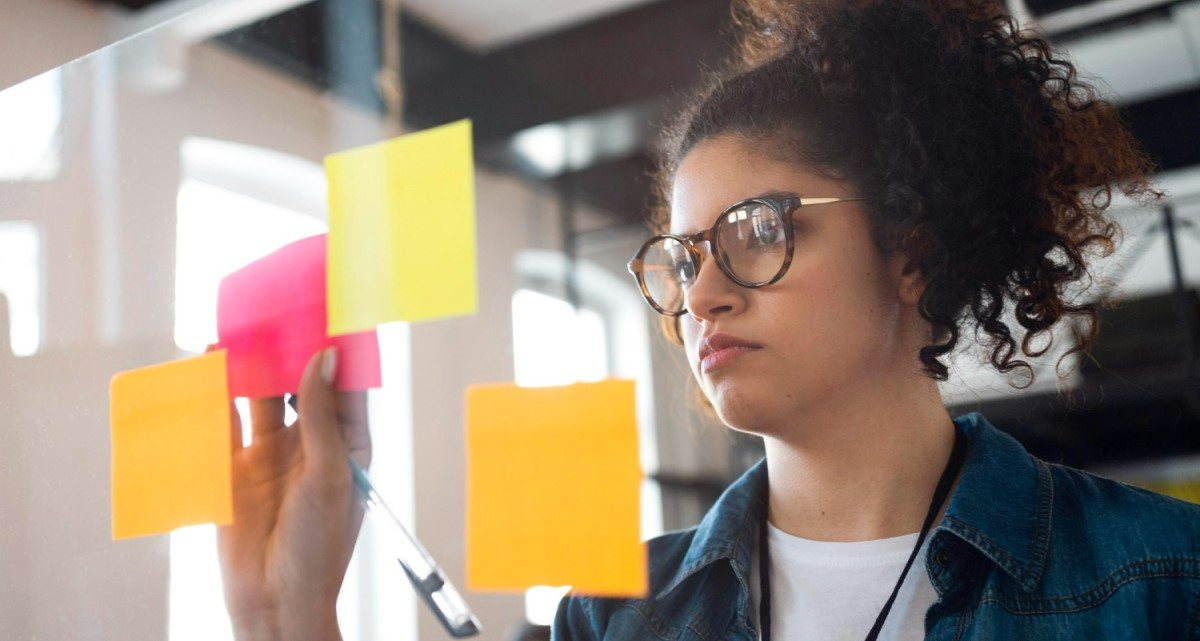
left=0, top=69, right=62, bottom=181
left=171, top=177, right=327, bottom=641
left=0, top=221, right=43, bottom=356
left=513, top=288, right=608, bottom=387
left=171, top=137, right=416, bottom=641
left=173, top=179, right=327, bottom=354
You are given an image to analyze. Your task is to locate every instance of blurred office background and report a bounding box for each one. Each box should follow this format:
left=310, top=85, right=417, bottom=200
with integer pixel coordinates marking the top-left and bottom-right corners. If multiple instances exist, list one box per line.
left=0, top=0, right=1196, bottom=639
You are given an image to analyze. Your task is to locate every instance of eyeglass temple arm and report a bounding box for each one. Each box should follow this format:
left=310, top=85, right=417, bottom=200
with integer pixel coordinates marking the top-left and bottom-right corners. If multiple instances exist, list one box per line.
left=798, top=196, right=865, bottom=206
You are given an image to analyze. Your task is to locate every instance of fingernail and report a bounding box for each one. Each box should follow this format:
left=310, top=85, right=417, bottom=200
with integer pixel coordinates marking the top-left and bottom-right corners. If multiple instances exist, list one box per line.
left=321, top=347, right=338, bottom=385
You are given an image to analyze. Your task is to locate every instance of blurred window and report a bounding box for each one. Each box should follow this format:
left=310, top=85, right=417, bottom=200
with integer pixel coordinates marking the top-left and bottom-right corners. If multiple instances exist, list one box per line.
left=513, top=287, right=608, bottom=387
left=170, top=139, right=328, bottom=641
left=174, top=178, right=327, bottom=353
left=0, top=70, right=62, bottom=182
left=0, top=221, right=43, bottom=356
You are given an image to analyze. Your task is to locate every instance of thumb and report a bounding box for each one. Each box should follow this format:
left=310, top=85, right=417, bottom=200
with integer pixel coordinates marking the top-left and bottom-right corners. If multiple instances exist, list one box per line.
left=297, top=347, right=346, bottom=472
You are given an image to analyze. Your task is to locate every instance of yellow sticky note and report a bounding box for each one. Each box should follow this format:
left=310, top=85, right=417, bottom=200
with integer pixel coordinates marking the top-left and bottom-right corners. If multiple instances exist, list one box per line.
left=110, top=351, right=233, bottom=540
left=465, top=380, right=646, bottom=597
left=326, top=119, right=477, bottom=334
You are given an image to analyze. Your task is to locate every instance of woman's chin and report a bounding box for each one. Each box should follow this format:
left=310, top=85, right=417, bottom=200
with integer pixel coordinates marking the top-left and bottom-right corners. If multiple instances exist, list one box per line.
left=708, top=386, right=783, bottom=434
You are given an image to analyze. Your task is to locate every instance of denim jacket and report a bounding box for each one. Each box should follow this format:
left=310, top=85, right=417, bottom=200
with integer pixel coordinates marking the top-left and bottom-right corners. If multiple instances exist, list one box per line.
left=553, top=411, right=1200, bottom=640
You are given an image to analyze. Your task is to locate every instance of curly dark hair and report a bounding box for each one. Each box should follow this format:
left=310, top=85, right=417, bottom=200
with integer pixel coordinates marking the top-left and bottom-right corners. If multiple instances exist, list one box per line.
left=652, top=0, right=1164, bottom=387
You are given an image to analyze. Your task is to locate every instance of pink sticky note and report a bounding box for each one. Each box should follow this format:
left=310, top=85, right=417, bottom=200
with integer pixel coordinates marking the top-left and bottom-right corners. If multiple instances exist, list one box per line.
left=217, top=234, right=382, bottom=398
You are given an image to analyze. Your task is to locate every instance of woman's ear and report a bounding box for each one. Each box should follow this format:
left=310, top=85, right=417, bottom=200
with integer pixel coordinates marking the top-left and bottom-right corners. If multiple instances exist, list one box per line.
left=892, top=244, right=926, bottom=307
left=889, top=231, right=927, bottom=307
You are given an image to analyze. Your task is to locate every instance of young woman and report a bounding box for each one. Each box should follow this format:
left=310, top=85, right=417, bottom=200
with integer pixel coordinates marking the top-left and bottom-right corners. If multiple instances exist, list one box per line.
left=217, top=1, right=1200, bottom=639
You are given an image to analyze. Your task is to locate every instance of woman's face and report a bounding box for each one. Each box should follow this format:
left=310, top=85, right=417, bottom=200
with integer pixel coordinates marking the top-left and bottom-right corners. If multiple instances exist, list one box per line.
left=670, top=134, right=923, bottom=435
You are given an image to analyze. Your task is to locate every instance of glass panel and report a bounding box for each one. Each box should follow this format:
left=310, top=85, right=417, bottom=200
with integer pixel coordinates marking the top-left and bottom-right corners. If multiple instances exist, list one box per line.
left=0, top=3, right=669, bottom=640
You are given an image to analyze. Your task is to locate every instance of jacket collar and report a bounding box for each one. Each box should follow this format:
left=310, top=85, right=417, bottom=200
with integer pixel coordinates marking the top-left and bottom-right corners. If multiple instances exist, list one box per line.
left=938, top=411, right=1053, bottom=592
left=653, top=452, right=767, bottom=601
left=653, top=411, right=1053, bottom=601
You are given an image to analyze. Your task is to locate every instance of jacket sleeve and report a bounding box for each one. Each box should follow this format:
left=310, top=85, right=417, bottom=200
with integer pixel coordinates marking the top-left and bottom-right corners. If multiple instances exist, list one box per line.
left=550, top=594, right=602, bottom=641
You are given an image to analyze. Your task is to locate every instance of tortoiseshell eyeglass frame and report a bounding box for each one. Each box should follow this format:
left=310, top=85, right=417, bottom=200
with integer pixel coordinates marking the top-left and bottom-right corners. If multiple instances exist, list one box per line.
left=626, top=193, right=865, bottom=317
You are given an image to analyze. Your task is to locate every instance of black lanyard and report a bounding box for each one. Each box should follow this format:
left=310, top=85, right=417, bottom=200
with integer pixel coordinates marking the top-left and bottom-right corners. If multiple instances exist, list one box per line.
left=758, top=423, right=967, bottom=641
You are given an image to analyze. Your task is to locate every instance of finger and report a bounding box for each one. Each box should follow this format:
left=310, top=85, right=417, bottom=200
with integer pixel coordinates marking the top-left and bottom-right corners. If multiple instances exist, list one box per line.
left=297, top=348, right=347, bottom=472
left=204, top=344, right=243, bottom=452
left=335, top=390, right=367, bottom=425
left=336, top=391, right=371, bottom=468
left=249, top=396, right=285, bottom=438
left=227, top=400, right=244, bottom=452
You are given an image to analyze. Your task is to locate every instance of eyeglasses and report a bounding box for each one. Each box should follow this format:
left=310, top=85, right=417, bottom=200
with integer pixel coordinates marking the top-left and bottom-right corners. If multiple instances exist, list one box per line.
left=626, top=192, right=864, bottom=316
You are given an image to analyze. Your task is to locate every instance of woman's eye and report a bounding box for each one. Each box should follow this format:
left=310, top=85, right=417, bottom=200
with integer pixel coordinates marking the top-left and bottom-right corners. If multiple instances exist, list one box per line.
left=750, top=219, right=783, bottom=245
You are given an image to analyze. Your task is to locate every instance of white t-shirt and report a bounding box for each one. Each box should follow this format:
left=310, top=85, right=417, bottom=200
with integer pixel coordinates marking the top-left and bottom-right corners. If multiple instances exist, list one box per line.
left=749, top=522, right=939, bottom=641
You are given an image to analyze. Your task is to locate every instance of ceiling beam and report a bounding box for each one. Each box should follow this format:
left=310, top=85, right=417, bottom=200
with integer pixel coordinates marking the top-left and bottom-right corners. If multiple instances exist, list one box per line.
left=218, top=0, right=734, bottom=144
left=401, top=0, right=733, bottom=143
left=147, top=0, right=1200, bottom=220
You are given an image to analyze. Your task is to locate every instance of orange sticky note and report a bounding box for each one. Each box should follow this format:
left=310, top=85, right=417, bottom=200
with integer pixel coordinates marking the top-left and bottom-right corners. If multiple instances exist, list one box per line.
left=110, top=351, right=233, bottom=540
left=465, top=380, right=646, bottom=597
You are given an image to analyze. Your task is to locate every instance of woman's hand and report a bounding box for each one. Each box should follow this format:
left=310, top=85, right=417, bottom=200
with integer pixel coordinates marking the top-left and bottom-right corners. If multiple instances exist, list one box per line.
left=214, top=347, right=372, bottom=641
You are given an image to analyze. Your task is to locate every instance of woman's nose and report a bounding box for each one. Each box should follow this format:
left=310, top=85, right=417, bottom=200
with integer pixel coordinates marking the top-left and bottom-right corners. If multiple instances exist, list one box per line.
left=682, top=242, right=745, bottom=321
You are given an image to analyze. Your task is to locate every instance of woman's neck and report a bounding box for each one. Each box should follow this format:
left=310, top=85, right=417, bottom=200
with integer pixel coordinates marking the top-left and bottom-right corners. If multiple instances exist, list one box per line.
left=762, top=383, right=961, bottom=543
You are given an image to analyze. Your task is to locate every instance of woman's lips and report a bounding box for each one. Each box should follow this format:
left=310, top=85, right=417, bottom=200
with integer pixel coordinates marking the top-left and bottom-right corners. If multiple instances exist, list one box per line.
left=701, top=345, right=760, bottom=373
left=698, top=333, right=763, bottom=373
